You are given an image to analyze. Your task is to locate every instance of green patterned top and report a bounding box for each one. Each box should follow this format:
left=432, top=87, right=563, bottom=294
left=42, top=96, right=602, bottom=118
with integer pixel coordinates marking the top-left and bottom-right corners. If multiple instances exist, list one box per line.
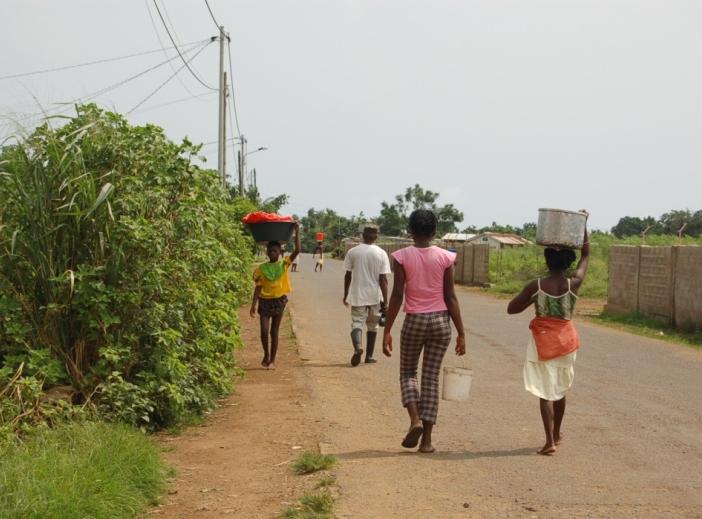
left=532, top=278, right=577, bottom=320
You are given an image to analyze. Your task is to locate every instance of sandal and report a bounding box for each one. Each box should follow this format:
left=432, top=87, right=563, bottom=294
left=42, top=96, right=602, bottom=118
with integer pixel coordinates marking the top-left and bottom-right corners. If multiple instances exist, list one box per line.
left=401, top=424, right=424, bottom=448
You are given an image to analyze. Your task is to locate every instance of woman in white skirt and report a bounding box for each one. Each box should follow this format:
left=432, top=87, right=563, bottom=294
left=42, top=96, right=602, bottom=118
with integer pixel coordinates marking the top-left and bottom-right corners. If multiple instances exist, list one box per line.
left=507, top=215, right=590, bottom=455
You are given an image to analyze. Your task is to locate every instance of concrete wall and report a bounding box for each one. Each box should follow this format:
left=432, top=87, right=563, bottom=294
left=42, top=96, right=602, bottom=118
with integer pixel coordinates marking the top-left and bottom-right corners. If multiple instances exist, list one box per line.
left=607, top=246, right=640, bottom=314
left=638, top=247, right=675, bottom=321
left=364, top=241, right=490, bottom=286
left=607, top=245, right=702, bottom=330
left=674, top=247, right=702, bottom=330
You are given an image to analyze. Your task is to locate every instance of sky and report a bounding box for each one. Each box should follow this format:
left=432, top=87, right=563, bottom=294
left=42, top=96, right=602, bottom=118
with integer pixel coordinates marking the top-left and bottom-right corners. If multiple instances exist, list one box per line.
left=2, top=0, right=702, bottom=231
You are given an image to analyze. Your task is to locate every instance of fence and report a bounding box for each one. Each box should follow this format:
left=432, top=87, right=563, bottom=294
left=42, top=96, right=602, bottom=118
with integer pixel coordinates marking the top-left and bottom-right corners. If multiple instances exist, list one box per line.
left=607, top=245, right=702, bottom=330
left=344, top=241, right=490, bottom=286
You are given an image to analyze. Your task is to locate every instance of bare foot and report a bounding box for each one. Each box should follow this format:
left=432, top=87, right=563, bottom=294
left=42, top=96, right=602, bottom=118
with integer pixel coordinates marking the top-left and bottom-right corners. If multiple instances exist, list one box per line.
left=555, top=433, right=563, bottom=446
left=538, top=444, right=556, bottom=456
left=261, top=357, right=269, bottom=368
left=418, top=444, right=435, bottom=453
left=267, top=362, right=276, bottom=370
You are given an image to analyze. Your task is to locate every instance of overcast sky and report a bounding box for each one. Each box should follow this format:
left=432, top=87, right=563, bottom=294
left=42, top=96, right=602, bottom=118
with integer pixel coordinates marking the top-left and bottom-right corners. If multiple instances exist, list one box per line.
left=2, top=1, right=702, bottom=230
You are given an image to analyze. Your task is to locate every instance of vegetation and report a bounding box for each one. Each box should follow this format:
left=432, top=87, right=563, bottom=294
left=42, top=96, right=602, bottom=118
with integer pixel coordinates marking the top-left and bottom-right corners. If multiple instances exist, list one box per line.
left=280, top=490, right=335, bottom=519
left=594, top=312, right=702, bottom=349
left=0, top=421, right=169, bottom=518
left=291, top=451, right=338, bottom=475
left=611, top=209, right=702, bottom=238
left=377, top=184, right=463, bottom=236
left=487, top=232, right=702, bottom=299
left=0, top=104, right=253, bottom=434
left=297, top=208, right=367, bottom=255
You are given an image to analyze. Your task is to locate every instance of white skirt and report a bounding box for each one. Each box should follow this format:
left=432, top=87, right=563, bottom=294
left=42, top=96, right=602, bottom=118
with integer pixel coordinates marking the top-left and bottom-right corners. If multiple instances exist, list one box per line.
left=523, top=336, right=576, bottom=401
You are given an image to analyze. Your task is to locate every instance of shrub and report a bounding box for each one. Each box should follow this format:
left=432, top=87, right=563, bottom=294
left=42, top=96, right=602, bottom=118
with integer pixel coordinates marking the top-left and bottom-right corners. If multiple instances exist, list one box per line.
left=0, top=105, right=253, bottom=430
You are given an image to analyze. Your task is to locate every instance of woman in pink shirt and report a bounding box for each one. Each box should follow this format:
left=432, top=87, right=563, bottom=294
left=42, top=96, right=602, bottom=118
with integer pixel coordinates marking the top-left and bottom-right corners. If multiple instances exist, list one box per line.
left=382, top=209, right=466, bottom=453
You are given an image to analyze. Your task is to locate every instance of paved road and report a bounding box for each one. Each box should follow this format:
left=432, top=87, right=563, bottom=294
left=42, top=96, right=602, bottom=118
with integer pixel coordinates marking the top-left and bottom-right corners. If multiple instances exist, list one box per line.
left=289, top=254, right=702, bottom=518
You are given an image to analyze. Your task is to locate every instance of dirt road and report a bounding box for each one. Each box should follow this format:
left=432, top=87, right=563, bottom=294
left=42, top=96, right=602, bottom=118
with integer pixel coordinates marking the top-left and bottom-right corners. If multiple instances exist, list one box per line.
left=290, top=254, right=702, bottom=518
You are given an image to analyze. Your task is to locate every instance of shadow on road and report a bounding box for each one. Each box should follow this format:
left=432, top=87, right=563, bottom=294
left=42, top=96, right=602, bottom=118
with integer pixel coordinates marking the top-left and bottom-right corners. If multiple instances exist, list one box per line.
left=335, top=447, right=535, bottom=461
left=301, top=362, right=354, bottom=368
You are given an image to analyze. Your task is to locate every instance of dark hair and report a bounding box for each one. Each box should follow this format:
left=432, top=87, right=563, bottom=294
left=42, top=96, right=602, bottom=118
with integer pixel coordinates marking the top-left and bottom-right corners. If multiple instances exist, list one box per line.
left=408, top=209, right=437, bottom=238
left=544, top=248, right=576, bottom=271
left=267, top=241, right=282, bottom=252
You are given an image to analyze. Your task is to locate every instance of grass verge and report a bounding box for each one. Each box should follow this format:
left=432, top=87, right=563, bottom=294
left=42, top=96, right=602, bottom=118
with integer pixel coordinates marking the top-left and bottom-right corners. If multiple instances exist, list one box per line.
left=281, top=490, right=335, bottom=519
left=291, top=451, right=338, bottom=475
left=0, top=421, right=170, bottom=519
left=593, top=312, right=702, bottom=349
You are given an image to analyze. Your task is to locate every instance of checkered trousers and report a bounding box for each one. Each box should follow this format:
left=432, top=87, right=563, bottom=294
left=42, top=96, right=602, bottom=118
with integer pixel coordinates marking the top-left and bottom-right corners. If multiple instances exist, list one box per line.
left=400, top=311, right=452, bottom=424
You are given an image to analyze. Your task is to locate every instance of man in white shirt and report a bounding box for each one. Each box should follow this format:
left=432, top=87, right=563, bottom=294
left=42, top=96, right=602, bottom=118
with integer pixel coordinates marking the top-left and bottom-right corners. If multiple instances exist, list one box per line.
left=343, top=223, right=391, bottom=366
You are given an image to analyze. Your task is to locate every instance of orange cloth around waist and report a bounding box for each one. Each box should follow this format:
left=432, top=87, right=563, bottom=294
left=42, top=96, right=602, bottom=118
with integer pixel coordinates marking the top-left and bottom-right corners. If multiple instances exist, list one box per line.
left=529, top=316, right=580, bottom=361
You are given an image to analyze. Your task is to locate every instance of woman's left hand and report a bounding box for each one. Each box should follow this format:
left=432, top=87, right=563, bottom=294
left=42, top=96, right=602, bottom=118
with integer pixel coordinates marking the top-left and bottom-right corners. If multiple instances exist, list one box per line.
left=455, top=334, right=466, bottom=356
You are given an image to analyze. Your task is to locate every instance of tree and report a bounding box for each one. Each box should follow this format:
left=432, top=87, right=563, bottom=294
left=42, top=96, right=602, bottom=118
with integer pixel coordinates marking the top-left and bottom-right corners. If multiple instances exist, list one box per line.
left=377, top=184, right=463, bottom=236
left=611, top=216, right=661, bottom=237
left=658, top=209, right=702, bottom=237
left=298, top=208, right=364, bottom=253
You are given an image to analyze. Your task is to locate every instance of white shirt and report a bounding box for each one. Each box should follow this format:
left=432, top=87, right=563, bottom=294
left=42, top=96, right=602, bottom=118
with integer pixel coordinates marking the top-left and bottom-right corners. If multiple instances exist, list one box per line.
left=344, top=243, right=392, bottom=306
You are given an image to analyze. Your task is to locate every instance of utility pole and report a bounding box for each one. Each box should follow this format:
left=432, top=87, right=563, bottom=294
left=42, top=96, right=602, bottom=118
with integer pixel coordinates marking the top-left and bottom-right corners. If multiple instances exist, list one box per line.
left=253, top=168, right=257, bottom=189
left=222, top=71, right=228, bottom=186
left=217, top=25, right=227, bottom=186
left=238, top=134, right=247, bottom=196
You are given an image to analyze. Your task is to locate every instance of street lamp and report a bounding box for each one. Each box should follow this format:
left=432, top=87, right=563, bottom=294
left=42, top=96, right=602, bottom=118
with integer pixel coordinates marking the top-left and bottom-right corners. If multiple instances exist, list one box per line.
left=237, top=135, right=269, bottom=195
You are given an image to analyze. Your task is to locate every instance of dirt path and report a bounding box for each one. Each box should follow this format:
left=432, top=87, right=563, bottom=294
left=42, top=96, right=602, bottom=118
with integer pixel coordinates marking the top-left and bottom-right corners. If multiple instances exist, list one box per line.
left=152, top=308, right=323, bottom=518
left=290, top=254, right=702, bottom=518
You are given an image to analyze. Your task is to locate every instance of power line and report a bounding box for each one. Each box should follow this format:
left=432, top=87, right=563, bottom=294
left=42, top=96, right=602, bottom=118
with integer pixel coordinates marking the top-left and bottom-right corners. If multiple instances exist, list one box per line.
left=127, top=41, right=213, bottom=114
left=145, top=0, right=202, bottom=99
left=14, top=43, right=207, bottom=123
left=203, top=0, right=221, bottom=29
left=74, top=41, right=208, bottom=106
left=158, top=0, right=210, bottom=81
left=132, top=91, right=215, bottom=114
left=226, top=39, right=242, bottom=138
left=152, top=0, right=218, bottom=91
left=0, top=39, right=207, bottom=81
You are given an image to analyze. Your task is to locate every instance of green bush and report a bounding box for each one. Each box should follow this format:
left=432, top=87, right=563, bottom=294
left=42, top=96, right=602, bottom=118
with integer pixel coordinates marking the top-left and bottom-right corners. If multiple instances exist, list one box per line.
left=0, top=105, right=253, bottom=430
left=0, top=421, right=169, bottom=518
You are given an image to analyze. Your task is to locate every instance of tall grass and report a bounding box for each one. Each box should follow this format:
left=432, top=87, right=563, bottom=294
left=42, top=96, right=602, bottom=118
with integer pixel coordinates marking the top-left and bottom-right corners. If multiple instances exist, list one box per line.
left=1, top=117, right=116, bottom=385
left=0, top=421, right=169, bottom=518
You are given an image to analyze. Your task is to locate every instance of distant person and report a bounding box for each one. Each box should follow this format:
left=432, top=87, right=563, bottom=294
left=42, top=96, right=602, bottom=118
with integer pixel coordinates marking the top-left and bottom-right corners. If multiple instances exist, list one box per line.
left=507, top=212, right=590, bottom=455
left=343, top=224, right=391, bottom=366
left=291, top=254, right=299, bottom=272
left=313, top=241, right=323, bottom=258
left=383, top=209, right=466, bottom=453
left=315, top=251, right=324, bottom=272
left=250, top=222, right=301, bottom=370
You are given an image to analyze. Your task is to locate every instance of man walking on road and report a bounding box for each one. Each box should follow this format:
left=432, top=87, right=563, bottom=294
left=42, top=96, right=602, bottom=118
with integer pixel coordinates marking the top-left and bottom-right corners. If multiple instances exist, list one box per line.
left=343, top=224, right=391, bottom=366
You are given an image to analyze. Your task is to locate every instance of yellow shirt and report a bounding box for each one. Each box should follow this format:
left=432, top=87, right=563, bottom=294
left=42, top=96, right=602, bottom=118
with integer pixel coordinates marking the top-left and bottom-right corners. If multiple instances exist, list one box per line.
left=254, top=257, right=293, bottom=299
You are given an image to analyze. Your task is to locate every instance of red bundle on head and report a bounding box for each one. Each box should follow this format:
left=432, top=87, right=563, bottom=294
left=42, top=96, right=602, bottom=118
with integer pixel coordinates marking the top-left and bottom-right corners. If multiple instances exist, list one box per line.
left=242, top=211, right=294, bottom=224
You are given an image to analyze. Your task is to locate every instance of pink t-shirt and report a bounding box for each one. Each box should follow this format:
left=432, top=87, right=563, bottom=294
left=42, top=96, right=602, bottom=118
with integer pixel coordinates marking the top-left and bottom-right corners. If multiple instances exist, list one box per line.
left=391, top=246, right=456, bottom=314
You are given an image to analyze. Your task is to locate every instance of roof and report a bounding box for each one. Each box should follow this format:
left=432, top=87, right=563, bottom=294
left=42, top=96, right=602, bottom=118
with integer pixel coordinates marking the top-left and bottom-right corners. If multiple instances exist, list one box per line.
left=467, top=233, right=531, bottom=245
left=441, top=233, right=476, bottom=241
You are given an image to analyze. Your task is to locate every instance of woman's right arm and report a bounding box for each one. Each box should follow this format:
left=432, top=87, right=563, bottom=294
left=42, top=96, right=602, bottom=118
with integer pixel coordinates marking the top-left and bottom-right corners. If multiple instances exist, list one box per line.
left=382, top=260, right=405, bottom=357
left=443, top=265, right=466, bottom=355
left=571, top=212, right=590, bottom=292
left=250, top=286, right=261, bottom=317
left=507, top=280, right=538, bottom=314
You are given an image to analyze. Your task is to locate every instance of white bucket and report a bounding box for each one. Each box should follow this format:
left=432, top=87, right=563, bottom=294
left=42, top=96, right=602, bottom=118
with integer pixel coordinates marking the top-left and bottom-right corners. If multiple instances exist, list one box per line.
left=442, top=366, right=473, bottom=402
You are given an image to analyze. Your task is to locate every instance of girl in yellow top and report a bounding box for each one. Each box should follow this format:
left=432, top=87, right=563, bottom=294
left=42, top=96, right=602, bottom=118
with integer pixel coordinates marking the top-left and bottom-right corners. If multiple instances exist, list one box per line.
left=250, top=222, right=300, bottom=369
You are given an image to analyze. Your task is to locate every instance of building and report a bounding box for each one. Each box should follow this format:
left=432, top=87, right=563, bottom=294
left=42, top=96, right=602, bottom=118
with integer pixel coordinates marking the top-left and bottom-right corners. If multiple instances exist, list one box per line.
left=440, top=233, right=477, bottom=249
left=466, top=232, right=530, bottom=250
